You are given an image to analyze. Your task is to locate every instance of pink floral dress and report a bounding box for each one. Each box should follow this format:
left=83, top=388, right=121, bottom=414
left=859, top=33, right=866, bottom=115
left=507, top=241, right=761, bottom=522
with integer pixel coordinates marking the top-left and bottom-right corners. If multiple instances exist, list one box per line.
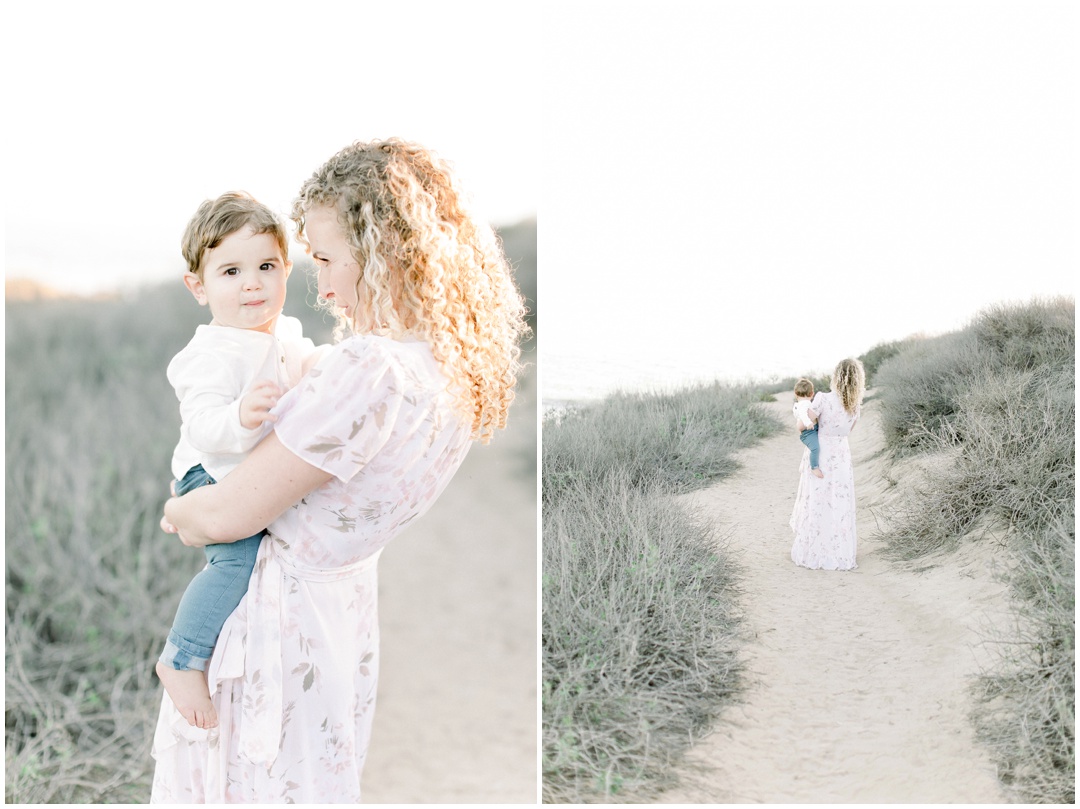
left=789, top=390, right=859, bottom=571
left=151, top=334, right=472, bottom=803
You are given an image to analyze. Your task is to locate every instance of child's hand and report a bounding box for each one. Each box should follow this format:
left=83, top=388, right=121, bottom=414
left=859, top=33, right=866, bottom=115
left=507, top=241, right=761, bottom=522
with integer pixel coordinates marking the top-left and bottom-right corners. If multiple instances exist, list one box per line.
left=240, top=380, right=283, bottom=429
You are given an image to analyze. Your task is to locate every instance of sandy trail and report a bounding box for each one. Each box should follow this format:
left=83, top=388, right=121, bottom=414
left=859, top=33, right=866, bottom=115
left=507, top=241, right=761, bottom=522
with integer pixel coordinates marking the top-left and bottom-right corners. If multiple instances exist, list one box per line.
left=360, top=374, right=537, bottom=803
left=658, top=395, right=1010, bottom=804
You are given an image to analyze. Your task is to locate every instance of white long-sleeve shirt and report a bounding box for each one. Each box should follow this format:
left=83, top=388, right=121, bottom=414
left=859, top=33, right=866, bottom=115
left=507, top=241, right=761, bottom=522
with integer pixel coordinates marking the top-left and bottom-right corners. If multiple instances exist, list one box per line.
left=793, top=398, right=817, bottom=431
left=167, top=315, right=328, bottom=481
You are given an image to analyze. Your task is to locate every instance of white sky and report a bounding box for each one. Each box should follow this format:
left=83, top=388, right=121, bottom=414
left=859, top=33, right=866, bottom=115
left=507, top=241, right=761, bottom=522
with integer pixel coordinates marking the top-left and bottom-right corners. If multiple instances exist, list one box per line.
left=4, top=2, right=1077, bottom=397
left=540, top=1, right=1077, bottom=397
left=3, top=1, right=537, bottom=295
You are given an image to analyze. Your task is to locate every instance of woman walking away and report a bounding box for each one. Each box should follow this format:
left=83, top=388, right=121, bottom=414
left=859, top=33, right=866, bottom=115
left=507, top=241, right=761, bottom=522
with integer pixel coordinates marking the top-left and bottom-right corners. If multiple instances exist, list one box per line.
left=789, top=357, right=865, bottom=571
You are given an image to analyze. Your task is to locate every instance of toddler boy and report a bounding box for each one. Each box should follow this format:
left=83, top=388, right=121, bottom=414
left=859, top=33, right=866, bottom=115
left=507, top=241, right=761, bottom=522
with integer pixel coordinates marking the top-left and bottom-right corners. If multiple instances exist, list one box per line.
left=156, top=192, right=326, bottom=729
left=793, top=378, right=824, bottom=479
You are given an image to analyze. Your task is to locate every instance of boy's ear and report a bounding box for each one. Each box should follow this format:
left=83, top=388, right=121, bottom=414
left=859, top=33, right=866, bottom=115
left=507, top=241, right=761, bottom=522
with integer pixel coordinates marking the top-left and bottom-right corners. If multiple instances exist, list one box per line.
left=284, top=259, right=294, bottom=278
left=183, top=273, right=208, bottom=306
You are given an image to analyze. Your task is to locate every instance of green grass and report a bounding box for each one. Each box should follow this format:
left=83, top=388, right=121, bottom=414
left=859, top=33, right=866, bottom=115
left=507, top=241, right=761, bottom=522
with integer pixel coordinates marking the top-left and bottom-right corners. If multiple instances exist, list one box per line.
left=871, top=297, right=1074, bottom=804
left=542, top=381, right=780, bottom=802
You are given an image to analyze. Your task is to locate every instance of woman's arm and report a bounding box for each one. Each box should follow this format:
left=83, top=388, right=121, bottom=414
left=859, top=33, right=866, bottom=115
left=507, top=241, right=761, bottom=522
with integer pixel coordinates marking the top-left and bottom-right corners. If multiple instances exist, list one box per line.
left=163, top=432, right=333, bottom=547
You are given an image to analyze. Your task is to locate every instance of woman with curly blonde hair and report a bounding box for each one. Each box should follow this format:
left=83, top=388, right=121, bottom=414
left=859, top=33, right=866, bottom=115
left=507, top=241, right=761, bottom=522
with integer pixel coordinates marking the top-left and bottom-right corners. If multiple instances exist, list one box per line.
left=292, top=138, right=525, bottom=442
left=789, top=357, right=866, bottom=571
left=151, top=139, right=528, bottom=802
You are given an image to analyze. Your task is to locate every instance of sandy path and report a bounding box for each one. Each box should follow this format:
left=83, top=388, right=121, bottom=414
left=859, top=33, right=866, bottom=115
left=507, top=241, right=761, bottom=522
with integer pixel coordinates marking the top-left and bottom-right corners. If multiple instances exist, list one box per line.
left=658, top=396, right=1010, bottom=804
left=360, top=372, right=537, bottom=803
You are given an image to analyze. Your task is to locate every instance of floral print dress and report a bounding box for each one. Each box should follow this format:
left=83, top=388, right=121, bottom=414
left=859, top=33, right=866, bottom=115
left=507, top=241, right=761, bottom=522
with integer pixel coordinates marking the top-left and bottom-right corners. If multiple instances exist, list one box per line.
left=151, top=334, right=472, bottom=803
left=789, top=390, right=860, bottom=571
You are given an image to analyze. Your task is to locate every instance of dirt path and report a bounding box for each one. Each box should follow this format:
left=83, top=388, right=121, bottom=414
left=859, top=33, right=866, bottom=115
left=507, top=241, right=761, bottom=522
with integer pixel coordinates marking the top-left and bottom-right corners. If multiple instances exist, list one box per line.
left=360, top=376, right=537, bottom=803
left=658, top=396, right=1010, bottom=804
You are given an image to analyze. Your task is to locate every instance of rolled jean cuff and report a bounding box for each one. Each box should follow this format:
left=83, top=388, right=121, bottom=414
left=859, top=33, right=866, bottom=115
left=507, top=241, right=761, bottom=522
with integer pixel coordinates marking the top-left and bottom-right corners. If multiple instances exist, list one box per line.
left=159, top=633, right=213, bottom=672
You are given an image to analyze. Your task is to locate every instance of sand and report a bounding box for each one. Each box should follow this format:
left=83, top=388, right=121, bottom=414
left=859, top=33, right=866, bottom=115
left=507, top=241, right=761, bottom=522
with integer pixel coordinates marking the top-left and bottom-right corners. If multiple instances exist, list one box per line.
left=656, top=394, right=1012, bottom=804
left=360, top=371, right=538, bottom=804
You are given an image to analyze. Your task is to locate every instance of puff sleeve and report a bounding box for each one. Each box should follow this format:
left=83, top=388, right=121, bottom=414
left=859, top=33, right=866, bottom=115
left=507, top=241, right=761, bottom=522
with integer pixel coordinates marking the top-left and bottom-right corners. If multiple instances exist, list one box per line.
left=271, top=339, right=403, bottom=483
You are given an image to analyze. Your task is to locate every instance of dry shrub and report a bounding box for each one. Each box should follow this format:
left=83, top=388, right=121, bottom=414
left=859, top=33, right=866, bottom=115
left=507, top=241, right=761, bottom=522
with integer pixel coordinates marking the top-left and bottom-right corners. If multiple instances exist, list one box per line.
left=543, top=382, right=778, bottom=508
left=543, top=473, right=742, bottom=803
left=542, top=383, right=779, bottom=801
left=970, top=297, right=1074, bottom=371
left=877, top=367, right=1073, bottom=560
left=5, top=292, right=203, bottom=802
left=973, top=517, right=1073, bottom=804
left=857, top=338, right=906, bottom=386
left=873, top=329, right=984, bottom=453
left=873, top=297, right=1074, bottom=803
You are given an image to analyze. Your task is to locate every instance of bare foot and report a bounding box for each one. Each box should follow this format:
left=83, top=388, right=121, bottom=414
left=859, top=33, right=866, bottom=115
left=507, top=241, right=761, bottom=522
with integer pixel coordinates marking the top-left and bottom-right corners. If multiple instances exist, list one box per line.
left=812, top=468, right=824, bottom=478
left=156, top=661, right=217, bottom=729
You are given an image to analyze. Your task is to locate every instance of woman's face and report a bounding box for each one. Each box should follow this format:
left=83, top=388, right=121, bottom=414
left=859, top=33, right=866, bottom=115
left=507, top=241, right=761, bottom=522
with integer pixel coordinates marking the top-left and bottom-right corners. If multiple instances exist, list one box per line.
left=303, top=207, right=364, bottom=319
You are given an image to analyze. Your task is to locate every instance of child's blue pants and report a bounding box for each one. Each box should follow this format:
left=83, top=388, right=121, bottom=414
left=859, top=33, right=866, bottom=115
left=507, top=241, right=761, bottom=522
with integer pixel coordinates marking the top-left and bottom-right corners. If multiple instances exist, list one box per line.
left=158, top=464, right=262, bottom=672
left=799, top=426, right=821, bottom=470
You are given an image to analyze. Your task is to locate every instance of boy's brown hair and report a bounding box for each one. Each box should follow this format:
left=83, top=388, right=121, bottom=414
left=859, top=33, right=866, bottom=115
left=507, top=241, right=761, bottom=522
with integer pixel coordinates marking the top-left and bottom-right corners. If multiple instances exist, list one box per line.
left=181, top=191, right=289, bottom=277
left=794, top=378, right=815, bottom=398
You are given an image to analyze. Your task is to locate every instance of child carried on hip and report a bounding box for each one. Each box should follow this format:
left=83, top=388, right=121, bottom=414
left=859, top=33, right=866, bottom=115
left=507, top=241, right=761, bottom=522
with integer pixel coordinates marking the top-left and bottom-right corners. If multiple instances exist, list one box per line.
left=156, top=192, right=328, bottom=730
left=793, top=378, right=824, bottom=479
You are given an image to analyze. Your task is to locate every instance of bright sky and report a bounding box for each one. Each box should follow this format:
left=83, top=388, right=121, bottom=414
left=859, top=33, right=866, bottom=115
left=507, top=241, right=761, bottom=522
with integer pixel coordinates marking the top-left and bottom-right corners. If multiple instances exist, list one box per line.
left=4, top=1, right=537, bottom=295
left=5, top=2, right=1077, bottom=398
left=541, top=1, right=1077, bottom=398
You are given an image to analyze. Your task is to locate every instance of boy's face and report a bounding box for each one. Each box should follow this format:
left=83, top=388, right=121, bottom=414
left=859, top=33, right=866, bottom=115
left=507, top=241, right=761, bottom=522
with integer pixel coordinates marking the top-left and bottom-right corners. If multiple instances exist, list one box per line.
left=184, top=226, right=291, bottom=333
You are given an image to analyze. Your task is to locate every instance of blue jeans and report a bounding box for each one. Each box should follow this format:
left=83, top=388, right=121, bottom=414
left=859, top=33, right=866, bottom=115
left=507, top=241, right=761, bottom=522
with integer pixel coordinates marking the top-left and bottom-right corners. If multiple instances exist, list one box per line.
left=799, top=426, right=821, bottom=470
left=159, top=464, right=263, bottom=672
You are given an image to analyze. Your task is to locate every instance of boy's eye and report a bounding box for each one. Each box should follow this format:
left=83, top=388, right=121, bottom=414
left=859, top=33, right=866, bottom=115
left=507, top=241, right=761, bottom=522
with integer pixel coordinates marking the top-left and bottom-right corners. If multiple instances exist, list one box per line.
left=260, top=262, right=275, bottom=271
left=224, top=267, right=239, bottom=276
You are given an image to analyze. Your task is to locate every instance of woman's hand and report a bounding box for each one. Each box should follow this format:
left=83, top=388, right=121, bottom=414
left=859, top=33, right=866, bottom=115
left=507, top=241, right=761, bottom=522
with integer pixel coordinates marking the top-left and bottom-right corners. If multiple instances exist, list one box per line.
left=161, top=433, right=334, bottom=547
left=161, top=480, right=182, bottom=537
left=162, top=481, right=212, bottom=547
left=162, top=496, right=213, bottom=547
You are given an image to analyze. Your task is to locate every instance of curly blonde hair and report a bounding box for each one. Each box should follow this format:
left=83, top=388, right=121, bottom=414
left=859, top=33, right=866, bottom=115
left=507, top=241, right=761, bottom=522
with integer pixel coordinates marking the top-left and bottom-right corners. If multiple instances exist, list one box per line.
left=291, top=139, right=528, bottom=443
left=832, top=357, right=866, bottom=415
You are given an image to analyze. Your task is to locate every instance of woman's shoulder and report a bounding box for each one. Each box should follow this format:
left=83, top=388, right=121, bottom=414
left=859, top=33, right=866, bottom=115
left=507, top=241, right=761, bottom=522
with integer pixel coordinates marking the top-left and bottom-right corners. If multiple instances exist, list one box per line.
left=816, top=390, right=840, bottom=411
left=330, top=334, right=438, bottom=370
left=310, top=334, right=448, bottom=396
left=273, top=333, right=461, bottom=479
